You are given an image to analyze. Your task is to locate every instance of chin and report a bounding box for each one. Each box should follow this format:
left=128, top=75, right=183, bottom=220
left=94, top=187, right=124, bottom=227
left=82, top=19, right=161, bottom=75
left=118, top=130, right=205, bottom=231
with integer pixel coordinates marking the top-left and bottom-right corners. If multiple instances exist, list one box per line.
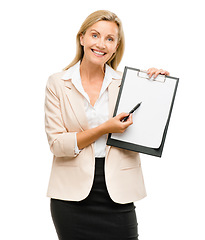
left=89, top=58, right=107, bottom=67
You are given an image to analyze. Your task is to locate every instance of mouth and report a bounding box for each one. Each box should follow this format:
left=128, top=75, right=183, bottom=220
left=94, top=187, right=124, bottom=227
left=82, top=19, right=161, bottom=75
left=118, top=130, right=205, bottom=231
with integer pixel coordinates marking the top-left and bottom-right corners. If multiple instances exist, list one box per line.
left=91, top=49, right=107, bottom=57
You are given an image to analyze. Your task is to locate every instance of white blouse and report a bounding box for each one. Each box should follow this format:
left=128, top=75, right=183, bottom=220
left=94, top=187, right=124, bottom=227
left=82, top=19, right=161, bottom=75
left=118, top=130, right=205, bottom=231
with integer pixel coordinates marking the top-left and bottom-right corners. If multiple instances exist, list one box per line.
left=62, top=61, right=121, bottom=157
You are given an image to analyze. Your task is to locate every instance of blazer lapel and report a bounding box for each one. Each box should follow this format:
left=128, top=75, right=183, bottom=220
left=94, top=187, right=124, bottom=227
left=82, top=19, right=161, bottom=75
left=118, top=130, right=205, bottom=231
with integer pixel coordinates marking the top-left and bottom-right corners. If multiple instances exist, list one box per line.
left=106, top=78, right=121, bottom=154
left=62, top=62, right=121, bottom=131
left=108, top=79, right=121, bottom=119
left=64, top=79, right=89, bottom=131
left=64, top=78, right=121, bottom=131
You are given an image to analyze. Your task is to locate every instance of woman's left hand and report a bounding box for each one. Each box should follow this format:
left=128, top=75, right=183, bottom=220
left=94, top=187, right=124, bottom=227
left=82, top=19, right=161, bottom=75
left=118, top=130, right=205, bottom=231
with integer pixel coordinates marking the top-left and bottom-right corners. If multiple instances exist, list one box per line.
left=147, top=68, right=170, bottom=79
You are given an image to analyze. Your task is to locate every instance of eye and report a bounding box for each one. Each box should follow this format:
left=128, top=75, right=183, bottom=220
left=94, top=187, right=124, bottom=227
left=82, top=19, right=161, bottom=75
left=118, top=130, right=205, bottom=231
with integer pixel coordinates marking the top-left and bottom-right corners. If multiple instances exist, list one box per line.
left=92, top=34, right=98, bottom=38
left=107, top=37, right=113, bottom=42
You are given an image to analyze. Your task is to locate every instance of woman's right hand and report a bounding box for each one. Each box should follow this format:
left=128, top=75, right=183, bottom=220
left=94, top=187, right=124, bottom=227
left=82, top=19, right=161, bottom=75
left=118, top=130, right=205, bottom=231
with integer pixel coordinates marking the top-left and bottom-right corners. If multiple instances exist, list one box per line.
left=101, top=112, right=133, bottom=134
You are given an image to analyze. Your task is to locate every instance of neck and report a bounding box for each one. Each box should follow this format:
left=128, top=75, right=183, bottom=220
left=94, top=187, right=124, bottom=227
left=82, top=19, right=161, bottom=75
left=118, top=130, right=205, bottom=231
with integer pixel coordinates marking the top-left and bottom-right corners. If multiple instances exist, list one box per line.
left=80, top=58, right=105, bottom=82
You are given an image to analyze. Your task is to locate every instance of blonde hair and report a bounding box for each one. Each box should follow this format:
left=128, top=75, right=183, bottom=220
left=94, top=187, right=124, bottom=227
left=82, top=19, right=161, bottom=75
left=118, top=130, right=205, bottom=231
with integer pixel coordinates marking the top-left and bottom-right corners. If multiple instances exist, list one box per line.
left=63, top=10, right=125, bottom=71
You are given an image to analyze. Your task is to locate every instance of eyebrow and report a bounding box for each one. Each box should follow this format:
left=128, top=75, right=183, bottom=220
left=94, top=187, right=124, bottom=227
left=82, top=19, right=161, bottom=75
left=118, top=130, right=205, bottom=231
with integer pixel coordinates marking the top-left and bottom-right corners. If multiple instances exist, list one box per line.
left=90, top=29, right=100, bottom=34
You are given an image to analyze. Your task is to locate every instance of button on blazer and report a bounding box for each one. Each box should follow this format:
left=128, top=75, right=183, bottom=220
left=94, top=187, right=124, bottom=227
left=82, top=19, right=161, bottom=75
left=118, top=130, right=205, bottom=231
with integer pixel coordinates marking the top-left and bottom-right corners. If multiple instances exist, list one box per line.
left=44, top=64, right=147, bottom=204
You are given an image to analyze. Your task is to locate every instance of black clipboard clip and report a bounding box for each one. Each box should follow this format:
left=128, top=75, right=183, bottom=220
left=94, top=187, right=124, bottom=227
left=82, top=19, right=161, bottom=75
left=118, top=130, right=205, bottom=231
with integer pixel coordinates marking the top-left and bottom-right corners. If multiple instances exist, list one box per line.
left=137, top=70, right=166, bottom=83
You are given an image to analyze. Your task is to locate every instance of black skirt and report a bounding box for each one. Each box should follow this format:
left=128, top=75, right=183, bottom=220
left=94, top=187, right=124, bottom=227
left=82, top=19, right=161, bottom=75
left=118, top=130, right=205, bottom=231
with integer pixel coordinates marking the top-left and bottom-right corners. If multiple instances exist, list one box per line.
left=50, top=157, right=138, bottom=240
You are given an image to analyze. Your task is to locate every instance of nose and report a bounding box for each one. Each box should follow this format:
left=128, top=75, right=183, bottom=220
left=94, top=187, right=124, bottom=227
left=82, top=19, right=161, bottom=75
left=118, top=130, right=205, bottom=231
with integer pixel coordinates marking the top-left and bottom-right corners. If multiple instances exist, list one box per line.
left=96, top=38, right=106, bottom=49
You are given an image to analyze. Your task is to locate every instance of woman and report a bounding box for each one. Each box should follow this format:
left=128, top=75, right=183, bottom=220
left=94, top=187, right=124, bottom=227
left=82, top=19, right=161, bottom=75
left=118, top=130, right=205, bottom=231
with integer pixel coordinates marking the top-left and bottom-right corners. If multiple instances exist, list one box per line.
left=45, top=10, right=169, bottom=240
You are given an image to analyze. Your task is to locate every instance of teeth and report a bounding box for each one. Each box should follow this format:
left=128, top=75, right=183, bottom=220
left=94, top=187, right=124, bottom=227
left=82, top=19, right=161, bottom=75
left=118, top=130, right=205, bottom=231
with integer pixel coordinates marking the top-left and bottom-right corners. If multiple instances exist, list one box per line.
left=93, top=50, right=105, bottom=56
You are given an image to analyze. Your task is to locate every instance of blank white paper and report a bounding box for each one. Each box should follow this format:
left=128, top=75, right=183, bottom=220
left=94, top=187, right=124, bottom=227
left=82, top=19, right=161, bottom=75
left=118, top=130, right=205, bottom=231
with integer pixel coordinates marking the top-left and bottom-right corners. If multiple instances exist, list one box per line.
left=111, top=69, right=176, bottom=148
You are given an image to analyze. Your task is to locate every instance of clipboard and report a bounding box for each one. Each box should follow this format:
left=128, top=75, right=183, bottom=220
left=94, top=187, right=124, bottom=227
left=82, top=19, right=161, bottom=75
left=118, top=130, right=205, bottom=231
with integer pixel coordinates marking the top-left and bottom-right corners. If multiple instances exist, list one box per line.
left=106, top=66, right=179, bottom=157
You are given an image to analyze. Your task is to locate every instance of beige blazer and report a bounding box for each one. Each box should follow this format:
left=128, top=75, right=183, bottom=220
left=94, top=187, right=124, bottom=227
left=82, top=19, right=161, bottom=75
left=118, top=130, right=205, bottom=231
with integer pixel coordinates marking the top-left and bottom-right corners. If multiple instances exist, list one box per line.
left=45, top=66, right=147, bottom=204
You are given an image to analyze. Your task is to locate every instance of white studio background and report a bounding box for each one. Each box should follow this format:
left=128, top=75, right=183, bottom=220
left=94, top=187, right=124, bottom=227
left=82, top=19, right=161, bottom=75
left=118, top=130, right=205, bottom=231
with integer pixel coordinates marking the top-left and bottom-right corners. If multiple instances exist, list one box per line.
left=1, top=0, right=205, bottom=239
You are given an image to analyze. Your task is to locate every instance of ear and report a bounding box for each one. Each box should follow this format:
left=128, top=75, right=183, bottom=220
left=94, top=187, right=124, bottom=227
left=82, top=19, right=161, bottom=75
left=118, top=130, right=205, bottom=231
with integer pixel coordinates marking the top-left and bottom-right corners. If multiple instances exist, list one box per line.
left=80, top=33, right=84, bottom=46
left=115, top=42, right=120, bottom=52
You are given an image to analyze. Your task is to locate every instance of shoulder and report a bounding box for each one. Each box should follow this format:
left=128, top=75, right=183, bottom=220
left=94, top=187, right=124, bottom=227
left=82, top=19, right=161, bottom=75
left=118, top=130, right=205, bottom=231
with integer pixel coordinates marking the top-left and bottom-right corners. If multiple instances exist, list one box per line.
left=47, top=71, right=65, bottom=85
left=46, top=71, right=66, bottom=91
left=45, top=72, right=68, bottom=99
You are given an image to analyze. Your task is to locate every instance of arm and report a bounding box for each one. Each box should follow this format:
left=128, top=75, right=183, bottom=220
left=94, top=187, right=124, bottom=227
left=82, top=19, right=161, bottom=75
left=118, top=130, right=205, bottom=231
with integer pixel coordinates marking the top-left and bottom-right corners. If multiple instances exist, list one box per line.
left=45, top=76, right=77, bottom=158
left=76, top=112, right=133, bottom=150
left=77, top=68, right=169, bottom=150
left=45, top=76, right=132, bottom=156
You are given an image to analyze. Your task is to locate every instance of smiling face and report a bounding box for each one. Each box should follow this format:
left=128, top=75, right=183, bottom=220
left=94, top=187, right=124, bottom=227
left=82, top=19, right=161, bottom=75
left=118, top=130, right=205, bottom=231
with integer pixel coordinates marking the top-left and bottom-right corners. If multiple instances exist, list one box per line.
left=80, top=20, right=119, bottom=67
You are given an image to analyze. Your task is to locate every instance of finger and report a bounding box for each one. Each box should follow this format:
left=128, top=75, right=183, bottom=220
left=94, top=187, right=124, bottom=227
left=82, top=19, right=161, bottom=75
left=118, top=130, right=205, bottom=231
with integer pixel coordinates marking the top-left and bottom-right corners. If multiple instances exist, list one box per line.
left=147, top=68, right=157, bottom=77
left=147, top=68, right=156, bottom=73
left=163, top=70, right=170, bottom=76
left=154, top=69, right=163, bottom=78
left=156, top=69, right=170, bottom=77
left=123, top=114, right=133, bottom=126
left=117, top=112, right=129, bottom=121
left=127, top=114, right=133, bottom=124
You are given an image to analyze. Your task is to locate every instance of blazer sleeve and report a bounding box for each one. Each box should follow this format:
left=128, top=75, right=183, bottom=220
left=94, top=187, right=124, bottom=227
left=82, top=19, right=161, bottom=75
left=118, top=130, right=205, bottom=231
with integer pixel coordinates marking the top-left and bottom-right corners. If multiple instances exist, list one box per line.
left=44, top=75, right=77, bottom=158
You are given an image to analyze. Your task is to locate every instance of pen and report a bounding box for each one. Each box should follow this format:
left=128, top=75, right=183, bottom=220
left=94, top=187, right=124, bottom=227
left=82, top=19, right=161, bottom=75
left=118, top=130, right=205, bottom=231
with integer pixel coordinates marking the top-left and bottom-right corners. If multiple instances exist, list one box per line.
left=121, top=102, right=142, bottom=122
